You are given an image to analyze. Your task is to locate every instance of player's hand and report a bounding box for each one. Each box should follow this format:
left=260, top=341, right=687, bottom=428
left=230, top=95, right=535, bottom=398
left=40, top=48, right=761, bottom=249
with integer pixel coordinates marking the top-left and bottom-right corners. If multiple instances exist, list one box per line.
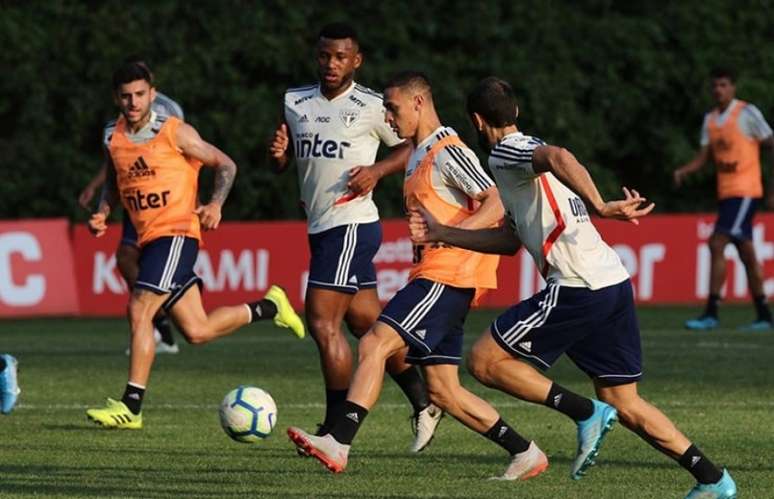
left=408, top=206, right=443, bottom=244
left=269, top=124, right=289, bottom=160
left=194, top=203, right=222, bottom=231
left=79, top=184, right=97, bottom=210
left=88, top=212, right=108, bottom=237
left=598, top=187, right=655, bottom=225
left=347, top=166, right=380, bottom=196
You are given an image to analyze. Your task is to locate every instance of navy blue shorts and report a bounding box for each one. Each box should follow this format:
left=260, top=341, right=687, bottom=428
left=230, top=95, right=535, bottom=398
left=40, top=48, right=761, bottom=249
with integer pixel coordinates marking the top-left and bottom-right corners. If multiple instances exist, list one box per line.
left=714, top=197, right=760, bottom=241
left=307, top=222, right=381, bottom=294
left=379, top=279, right=474, bottom=365
left=491, top=279, right=642, bottom=385
left=135, top=236, right=202, bottom=312
left=120, top=212, right=139, bottom=248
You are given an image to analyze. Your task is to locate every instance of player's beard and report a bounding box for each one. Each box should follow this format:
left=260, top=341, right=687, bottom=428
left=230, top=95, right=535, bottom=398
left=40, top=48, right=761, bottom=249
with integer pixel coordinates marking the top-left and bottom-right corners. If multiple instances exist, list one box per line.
left=476, top=130, right=492, bottom=153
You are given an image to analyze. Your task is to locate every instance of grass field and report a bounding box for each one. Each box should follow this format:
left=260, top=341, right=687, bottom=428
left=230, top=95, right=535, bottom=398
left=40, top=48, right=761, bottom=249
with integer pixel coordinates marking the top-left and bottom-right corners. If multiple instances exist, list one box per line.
left=1, top=306, right=773, bottom=498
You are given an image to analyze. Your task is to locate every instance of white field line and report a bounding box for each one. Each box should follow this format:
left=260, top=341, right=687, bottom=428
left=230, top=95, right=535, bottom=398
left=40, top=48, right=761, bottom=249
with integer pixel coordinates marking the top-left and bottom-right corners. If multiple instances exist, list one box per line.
left=14, top=400, right=774, bottom=411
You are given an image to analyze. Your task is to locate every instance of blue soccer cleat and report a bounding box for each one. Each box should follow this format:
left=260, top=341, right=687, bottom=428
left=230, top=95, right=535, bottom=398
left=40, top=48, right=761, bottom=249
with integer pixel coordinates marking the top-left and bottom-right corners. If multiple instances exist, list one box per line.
left=738, top=320, right=772, bottom=332
left=684, top=468, right=737, bottom=499
left=571, top=399, right=617, bottom=480
left=0, top=354, right=20, bottom=415
left=685, top=316, right=719, bottom=331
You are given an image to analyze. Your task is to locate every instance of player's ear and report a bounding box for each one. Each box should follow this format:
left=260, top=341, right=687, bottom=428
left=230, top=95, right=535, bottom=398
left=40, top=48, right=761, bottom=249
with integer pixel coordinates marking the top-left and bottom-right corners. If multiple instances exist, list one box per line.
left=471, top=112, right=485, bottom=131
left=149, top=86, right=157, bottom=103
left=353, top=51, right=363, bottom=70
left=514, top=105, right=519, bottom=120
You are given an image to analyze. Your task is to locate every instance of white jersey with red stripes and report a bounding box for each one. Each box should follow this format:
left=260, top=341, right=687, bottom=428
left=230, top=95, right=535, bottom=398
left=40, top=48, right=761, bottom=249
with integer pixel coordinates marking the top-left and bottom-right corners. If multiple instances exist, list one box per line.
left=488, top=132, right=629, bottom=289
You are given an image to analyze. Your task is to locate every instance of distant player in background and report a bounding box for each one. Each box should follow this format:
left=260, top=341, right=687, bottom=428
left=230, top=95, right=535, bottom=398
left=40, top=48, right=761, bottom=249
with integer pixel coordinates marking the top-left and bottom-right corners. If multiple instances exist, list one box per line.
left=288, top=72, right=553, bottom=480
left=268, top=23, right=441, bottom=452
left=0, top=354, right=20, bottom=414
left=85, top=60, right=305, bottom=429
left=408, top=76, right=736, bottom=498
left=675, top=66, right=774, bottom=331
left=79, top=58, right=185, bottom=353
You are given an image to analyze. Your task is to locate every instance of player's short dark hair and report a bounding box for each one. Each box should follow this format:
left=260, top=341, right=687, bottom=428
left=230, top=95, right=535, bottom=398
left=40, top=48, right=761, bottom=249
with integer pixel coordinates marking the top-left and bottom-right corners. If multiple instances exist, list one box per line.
left=710, top=66, right=736, bottom=83
left=318, top=22, right=359, bottom=45
left=112, top=59, right=154, bottom=91
left=466, top=76, right=518, bottom=127
left=384, top=71, right=432, bottom=96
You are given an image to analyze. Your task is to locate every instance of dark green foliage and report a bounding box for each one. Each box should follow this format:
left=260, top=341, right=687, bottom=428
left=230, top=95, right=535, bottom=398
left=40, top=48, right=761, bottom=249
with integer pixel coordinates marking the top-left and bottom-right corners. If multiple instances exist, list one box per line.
left=2, top=1, right=773, bottom=221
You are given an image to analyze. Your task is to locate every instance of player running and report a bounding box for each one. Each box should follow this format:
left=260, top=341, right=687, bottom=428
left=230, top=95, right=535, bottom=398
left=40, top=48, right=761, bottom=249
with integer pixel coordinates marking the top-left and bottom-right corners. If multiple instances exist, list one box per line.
left=289, top=72, right=551, bottom=482
left=269, top=23, right=440, bottom=451
left=0, top=354, right=20, bottom=414
left=85, top=60, right=305, bottom=429
left=410, top=76, right=737, bottom=499
left=79, top=58, right=184, bottom=354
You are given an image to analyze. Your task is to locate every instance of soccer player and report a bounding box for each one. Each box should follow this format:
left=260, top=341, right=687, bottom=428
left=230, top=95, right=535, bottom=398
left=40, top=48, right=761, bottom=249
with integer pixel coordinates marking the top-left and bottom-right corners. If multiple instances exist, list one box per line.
left=79, top=59, right=185, bottom=354
left=674, top=66, right=774, bottom=331
left=288, top=72, right=551, bottom=481
left=269, top=24, right=441, bottom=451
left=85, top=60, right=305, bottom=429
left=0, top=354, right=20, bottom=414
left=409, top=76, right=736, bottom=498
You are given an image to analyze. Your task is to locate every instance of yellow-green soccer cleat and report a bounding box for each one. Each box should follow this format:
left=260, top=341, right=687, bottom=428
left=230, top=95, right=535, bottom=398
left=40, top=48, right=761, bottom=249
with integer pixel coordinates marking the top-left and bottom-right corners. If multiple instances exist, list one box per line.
left=86, top=398, right=142, bottom=429
left=265, top=285, right=306, bottom=339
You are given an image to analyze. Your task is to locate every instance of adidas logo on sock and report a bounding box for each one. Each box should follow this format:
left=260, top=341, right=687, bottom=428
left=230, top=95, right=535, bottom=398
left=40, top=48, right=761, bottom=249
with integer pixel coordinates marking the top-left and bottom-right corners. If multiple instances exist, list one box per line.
left=128, top=393, right=140, bottom=400
left=346, top=412, right=359, bottom=423
left=498, top=426, right=508, bottom=438
left=553, top=394, right=563, bottom=408
left=690, top=456, right=701, bottom=467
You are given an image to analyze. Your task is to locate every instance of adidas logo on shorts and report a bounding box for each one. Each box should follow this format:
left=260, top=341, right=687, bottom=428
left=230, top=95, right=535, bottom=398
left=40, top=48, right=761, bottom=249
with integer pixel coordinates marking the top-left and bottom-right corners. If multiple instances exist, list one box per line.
left=519, top=341, right=532, bottom=352
left=415, top=329, right=427, bottom=340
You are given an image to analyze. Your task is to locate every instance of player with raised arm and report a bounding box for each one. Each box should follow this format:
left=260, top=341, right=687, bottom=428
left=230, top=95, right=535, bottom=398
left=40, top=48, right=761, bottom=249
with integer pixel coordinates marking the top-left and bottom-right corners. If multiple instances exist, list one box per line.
left=79, top=59, right=185, bottom=354
left=85, top=60, right=305, bottom=429
left=289, top=72, right=550, bottom=482
left=269, top=24, right=441, bottom=452
left=409, top=77, right=736, bottom=498
left=674, top=66, right=774, bottom=331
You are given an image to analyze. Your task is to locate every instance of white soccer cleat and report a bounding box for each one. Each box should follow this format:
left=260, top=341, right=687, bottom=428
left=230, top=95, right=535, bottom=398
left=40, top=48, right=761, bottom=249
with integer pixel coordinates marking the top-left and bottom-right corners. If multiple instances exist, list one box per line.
left=410, top=403, right=443, bottom=452
left=491, top=441, right=549, bottom=481
left=125, top=328, right=179, bottom=356
left=287, top=427, right=350, bottom=473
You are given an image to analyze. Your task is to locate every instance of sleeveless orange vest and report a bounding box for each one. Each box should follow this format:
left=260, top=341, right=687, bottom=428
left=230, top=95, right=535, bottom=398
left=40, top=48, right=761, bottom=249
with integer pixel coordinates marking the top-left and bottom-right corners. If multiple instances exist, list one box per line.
left=404, top=135, right=499, bottom=304
left=708, top=100, right=763, bottom=199
left=109, top=116, right=202, bottom=246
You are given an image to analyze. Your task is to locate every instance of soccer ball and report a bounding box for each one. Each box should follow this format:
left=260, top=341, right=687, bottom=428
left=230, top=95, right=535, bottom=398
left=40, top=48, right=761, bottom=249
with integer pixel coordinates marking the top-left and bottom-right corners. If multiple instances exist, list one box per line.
left=219, top=385, right=277, bottom=443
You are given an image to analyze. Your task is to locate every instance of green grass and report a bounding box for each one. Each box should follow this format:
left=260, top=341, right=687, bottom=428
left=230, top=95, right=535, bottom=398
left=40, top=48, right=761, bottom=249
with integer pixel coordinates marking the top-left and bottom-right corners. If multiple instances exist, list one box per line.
left=1, top=306, right=773, bottom=498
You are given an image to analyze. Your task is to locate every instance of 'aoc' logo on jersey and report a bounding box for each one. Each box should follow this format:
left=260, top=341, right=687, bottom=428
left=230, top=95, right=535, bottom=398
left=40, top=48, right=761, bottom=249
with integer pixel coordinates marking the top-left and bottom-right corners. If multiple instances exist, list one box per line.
left=295, top=134, right=351, bottom=159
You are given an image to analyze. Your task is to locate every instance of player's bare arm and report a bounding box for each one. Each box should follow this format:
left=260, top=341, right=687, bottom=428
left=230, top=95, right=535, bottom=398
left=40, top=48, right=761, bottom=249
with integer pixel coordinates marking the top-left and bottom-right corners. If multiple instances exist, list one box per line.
left=454, top=186, right=504, bottom=230
left=268, top=122, right=292, bottom=173
left=176, top=122, right=237, bottom=230
left=533, top=145, right=654, bottom=224
left=347, top=142, right=412, bottom=195
left=89, top=157, right=119, bottom=237
left=79, top=163, right=108, bottom=210
left=673, top=145, right=709, bottom=187
left=409, top=206, right=521, bottom=255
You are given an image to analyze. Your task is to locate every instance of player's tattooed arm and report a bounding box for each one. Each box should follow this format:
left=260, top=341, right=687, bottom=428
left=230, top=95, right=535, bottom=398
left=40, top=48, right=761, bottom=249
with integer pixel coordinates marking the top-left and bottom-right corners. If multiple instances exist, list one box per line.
left=89, top=154, right=118, bottom=237
left=211, top=162, right=237, bottom=206
left=176, top=122, right=238, bottom=230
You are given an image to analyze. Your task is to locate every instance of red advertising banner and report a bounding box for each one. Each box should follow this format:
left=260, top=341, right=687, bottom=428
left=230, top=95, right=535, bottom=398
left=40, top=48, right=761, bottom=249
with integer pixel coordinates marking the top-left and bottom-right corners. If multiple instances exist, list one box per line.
left=0, top=219, right=78, bottom=317
left=68, top=214, right=774, bottom=316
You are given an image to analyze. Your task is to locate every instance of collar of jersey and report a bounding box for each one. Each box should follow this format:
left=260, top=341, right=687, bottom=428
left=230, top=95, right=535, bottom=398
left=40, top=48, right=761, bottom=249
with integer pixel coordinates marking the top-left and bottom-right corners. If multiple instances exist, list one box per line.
left=317, top=81, right=356, bottom=102
left=499, top=131, right=524, bottom=144
left=416, top=125, right=448, bottom=151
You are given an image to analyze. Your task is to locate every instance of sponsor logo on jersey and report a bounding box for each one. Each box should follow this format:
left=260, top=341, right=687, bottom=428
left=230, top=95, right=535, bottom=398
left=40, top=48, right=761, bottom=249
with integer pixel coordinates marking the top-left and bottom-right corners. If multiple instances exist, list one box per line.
left=340, top=109, right=360, bottom=128
left=315, top=116, right=331, bottom=123
left=294, top=95, right=314, bottom=105
left=568, top=197, right=590, bottom=223
left=124, top=189, right=171, bottom=212
left=295, top=134, right=351, bottom=160
left=127, top=156, right=156, bottom=179
left=298, top=114, right=309, bottom=123
left=348, top=95, right=366, bottom=108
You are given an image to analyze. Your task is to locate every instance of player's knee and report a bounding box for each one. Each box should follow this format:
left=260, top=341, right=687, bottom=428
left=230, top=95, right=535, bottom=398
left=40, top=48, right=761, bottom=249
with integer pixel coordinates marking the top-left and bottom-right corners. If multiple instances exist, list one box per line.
left=176, top=323, right=210, bottom=345
left=708, top=236, right=727, bottom=254
left=357, top=331, right=389, bottom=363
left=426, top=381, right=454, bottom=411
left=598, top=392, right=640, bottom=426
left=308, top=318, right=341, bottom=345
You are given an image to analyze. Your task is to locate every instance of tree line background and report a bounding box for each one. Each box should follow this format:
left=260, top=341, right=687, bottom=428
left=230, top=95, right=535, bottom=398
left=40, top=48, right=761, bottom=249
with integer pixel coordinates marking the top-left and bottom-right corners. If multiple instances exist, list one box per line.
left=2, top=0, right=773, bottom=223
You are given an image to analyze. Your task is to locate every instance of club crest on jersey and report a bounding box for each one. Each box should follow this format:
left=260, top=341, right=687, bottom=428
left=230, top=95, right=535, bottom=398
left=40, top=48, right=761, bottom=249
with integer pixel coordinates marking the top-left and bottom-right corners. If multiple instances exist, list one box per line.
left=340, top=109, right=360, bottom=128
